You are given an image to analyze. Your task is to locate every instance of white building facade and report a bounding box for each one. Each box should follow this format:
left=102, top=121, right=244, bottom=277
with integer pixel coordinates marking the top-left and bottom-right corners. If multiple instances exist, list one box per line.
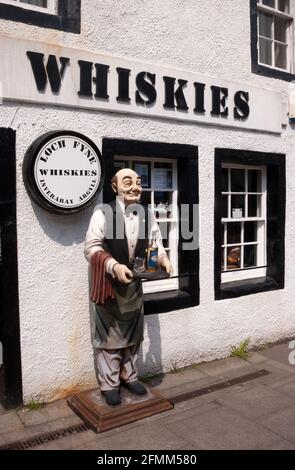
left=0, top=0, right=294, bottom=406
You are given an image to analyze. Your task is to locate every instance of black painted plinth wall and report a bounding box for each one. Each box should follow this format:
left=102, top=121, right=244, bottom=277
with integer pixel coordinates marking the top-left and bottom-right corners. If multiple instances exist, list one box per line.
left=0, top=128, right=22, bottom=408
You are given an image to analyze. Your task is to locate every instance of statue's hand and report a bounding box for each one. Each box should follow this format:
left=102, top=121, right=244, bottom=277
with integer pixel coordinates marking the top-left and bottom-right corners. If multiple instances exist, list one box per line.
left=160, top=256, right=173, bottom=276
left=113, top=263, right=134, bottom=284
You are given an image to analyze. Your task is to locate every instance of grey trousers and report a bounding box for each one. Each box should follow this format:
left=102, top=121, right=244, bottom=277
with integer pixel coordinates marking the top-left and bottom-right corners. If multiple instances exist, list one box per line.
left=96, top=343, right=140, bottom=391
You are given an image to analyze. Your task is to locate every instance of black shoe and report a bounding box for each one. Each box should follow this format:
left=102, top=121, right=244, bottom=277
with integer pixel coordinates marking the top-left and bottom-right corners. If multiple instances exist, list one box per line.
left=101, top=389, right=121, bottom=406
left=122, top=381, right=147, bottom=396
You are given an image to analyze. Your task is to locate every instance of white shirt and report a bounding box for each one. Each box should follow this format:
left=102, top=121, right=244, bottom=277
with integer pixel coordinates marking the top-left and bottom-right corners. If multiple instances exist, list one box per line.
left=84, top=198, right=167, bottom=275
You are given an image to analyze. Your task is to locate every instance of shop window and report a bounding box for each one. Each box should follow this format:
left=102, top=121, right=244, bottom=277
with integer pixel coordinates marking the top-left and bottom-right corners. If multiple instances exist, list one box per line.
left=221, top=164, right=267, bottom=283
left=103, top=138, right=199, bottom=315
left=215, top=149, right=285, bottom=300
left=0, top=0, right=81, bottom=33
left=114, top=156, right=179, bottom=294
left=251, top=0, right=295, bottom=80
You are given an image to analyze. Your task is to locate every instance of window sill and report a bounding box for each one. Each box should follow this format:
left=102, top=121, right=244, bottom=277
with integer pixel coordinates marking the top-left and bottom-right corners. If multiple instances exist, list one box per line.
left=252, top=62, right=295, bottom=82
left=144, top=289, right=195, bottom=315
left=218, top=276, right=280, bottom=300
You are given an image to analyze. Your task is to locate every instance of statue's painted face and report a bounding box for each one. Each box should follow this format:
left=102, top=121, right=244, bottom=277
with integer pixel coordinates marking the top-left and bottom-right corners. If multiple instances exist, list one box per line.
left=112, top=168, right=142, bottom=205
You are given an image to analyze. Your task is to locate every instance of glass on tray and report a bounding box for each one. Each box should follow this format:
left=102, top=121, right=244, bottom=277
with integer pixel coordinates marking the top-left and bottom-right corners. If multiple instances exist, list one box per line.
left=133, top=257, right=145, bottom=273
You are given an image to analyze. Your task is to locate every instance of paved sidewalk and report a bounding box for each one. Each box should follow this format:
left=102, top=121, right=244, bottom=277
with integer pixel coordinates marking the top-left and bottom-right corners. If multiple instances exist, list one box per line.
left=1, top=340, right=295, bottom=450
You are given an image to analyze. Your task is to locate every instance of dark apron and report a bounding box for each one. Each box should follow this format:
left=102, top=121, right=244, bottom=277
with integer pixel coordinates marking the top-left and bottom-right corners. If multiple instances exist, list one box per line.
left=93, top=279, right=144, bottom=349
left=92, top=200, right=150, bottom=349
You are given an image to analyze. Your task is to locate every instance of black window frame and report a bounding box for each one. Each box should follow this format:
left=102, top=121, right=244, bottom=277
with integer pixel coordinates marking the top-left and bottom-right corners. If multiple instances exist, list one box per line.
left=0, top=128, right=23, bottom=408
left=102, top=138, right=199, bottom=315
left=250, top=0, right=295, bottom=81
left=215, top=148, right=285, bottom=300
left=0, top=0, right=81, bottom=34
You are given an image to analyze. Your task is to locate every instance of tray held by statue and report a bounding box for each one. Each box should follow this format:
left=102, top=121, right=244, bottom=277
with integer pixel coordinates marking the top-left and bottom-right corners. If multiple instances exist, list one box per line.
left=132, top=267, right=170, bottom=280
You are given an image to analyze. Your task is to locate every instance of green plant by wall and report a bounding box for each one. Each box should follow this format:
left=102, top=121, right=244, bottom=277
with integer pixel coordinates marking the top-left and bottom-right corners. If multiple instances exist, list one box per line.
left=26, top=399, right=44, bottom=411
left=230, top=337, right=251, bottom=359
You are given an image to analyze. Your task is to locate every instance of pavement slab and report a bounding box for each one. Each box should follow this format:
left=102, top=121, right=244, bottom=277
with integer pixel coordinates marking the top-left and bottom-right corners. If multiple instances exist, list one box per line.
left=78, top=421, right=188, bottom=451
left=259, top=343, right=293, bottom=365
left=0, top=411, right=24, bottom=434
left=146, top=367, right=208, bottom=391
left=260, top=404, right=295, bottom=443
left=216, top=383, right=295, bottom=419
left=17, top=399, right=76, bottom=426
left=196, top=356, right=251, bottom=378
left=267, top=439, right=295, bottom=450
left=162, top=404, right=280, bottom=450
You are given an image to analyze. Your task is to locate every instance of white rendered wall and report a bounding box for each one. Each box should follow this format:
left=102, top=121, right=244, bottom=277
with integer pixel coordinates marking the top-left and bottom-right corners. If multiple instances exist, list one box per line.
left=1, top=0, right=295, bottom=402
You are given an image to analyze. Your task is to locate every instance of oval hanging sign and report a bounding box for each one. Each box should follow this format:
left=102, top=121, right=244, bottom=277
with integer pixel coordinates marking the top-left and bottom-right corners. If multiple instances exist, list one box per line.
left=23, top=131, right=104, bottom=214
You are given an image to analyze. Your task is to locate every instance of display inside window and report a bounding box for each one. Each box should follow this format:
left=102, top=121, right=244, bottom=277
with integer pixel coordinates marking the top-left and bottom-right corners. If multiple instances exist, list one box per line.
left=114, top=156, right=178, bottom=294
left=221, top=166, right=266, bottom=280
left=114, top=160, right=127, bottom=171
left=154, top=162, right=173, bottom=190
left=154, top=191, right=173, bottom=219
left=140, top=191, right=151, bottom=207
left=158, top=221, right=170, bottom=249
left=21, top=0, right=48, bottom=6
left=133, top=162, right=151, bottom=188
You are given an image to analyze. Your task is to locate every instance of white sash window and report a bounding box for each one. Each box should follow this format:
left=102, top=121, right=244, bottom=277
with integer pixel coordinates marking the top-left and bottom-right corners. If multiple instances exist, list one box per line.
left=221, top=164, right=267, bottom=283
left=257, top=0, right=293, bottom=72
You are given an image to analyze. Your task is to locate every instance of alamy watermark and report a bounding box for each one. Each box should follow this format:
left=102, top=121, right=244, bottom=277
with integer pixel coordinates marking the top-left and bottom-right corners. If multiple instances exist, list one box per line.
left=94, top=198, right=199, bottom=250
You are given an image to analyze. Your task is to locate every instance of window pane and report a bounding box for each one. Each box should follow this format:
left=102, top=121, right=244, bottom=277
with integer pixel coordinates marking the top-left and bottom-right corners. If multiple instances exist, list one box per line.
left=20, top=0, right=48, bottom=6
left=222, top=168, right=228, bottom=192
left=274, top=17, right=287, bottom=43
left=275, top=42, right=287, bottom=69
left=244, top=222, right=257, bottom=243
left=227, top=222, right=241, bottom=244
left=231, top=169, right=245, bottom=192
left=278, top=0, right=289, bottom=13
left=154, top=191, right=172, bottom=218
left=244, top=245, right=257, bottom=268
left=154, top=162, right=173, bottom=189
left=259, top=37, right=272, bottom=65
left=227, top=246, right=241, bottom=270
left=259, top=12, right=273, bottom=38
left=262, top=0, right=275, bottom=7
left=231, top=195, right=245, bottom=218
left=158, top=222, right=169, bottom=248
left=133, top=161, right=151, bottom=188
left=248, top=195, right=262, bottom=217
left=248, top=170, right=262, bottom=192
left=140, top=191, right=151, bottom=207
left=221, top=248, right=225, bottom=271
left=114, top=160, right=128, bottom=171
left=222, top=195, right=228, bottom=218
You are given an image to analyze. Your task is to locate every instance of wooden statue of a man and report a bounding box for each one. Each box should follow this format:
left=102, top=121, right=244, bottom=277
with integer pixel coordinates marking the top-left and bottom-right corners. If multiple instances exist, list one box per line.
left=84, top=168, right=172, bottom=406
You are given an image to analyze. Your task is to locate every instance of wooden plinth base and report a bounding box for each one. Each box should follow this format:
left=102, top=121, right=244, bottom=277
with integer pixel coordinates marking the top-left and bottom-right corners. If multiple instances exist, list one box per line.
left=68, top=385, right=174, bottom=433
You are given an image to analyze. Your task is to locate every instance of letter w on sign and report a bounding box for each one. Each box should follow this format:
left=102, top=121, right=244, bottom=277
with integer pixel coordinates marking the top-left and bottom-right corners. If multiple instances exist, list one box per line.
left=26, top=52, right=70, bottom=93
